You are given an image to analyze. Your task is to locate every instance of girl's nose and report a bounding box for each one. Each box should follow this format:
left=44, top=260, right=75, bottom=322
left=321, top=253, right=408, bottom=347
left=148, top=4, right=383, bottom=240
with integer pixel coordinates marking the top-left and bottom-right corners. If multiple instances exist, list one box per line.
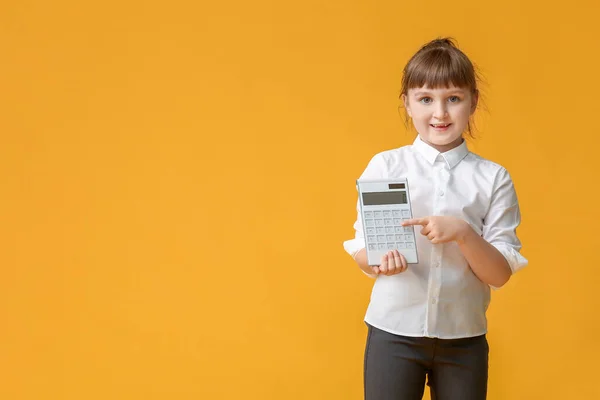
left=433, top=105, right=449, bottom=119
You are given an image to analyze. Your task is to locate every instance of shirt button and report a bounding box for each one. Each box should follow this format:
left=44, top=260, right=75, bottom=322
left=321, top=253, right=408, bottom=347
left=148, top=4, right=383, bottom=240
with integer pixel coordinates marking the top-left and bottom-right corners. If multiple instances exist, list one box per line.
left=439, top=191, right=444, bottom=197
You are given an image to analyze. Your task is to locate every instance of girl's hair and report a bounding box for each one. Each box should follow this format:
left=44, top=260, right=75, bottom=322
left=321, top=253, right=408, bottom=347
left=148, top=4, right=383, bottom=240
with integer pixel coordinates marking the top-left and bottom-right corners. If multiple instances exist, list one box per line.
left=400, top=37, right=482, bottom=138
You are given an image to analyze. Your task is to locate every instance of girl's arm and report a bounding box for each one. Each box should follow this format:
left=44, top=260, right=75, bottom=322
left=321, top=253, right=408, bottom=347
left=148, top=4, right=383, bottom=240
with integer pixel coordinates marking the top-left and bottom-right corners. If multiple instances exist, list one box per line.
left=353, top=248, right=379, bottom=277
left=456, top=226, right=512, bottom=287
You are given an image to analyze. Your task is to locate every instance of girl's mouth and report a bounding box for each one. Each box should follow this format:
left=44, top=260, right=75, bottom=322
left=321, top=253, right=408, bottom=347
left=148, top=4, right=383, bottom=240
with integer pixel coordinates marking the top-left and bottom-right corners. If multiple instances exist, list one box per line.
left=430, top=123, right=451, bottom=131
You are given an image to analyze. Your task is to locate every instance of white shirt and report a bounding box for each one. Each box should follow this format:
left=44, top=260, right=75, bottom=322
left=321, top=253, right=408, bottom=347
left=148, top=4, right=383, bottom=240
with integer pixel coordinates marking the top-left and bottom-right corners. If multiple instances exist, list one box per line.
left=343, top=136, right=528, bottom=339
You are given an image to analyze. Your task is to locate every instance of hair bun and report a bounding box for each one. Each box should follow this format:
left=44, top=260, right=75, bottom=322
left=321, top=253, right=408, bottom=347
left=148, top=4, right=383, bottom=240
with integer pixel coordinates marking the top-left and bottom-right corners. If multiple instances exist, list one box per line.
left=428, top=37, right=456, bottom=48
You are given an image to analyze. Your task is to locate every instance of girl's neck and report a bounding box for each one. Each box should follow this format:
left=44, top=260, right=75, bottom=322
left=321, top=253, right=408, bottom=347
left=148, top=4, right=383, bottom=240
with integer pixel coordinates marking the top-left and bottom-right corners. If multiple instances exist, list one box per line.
left=420, top=135, right=464, bottom=153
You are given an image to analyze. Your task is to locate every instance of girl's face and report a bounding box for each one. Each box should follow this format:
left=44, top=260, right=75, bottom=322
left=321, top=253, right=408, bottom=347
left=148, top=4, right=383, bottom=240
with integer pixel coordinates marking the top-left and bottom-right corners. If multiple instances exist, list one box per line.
left=402, top=85, right=478, bottom=153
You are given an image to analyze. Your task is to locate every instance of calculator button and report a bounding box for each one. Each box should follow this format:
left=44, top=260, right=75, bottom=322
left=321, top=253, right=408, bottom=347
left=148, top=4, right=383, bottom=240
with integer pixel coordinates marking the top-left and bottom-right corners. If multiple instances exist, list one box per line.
left=405, top=234, right=414, bottom=242
left=377, top=235, right=386, bottom=242
left=367, top=236, right=376, bottom=243
left=374, top=211, right=383, bottom=218
left=376, top=227, right=385, bottom=234
left=366, top=219, right=374, bottom=227
left=404, top=227, right=413, bottom=233
left=393, top=210, right=402, bottom=217
left=386, top=227, right=394, bottom=234
left=393, top=218, right=402, bottom=225
left=378, top=243, right=386, bottom=250
left=394, top=226, right=403, bottom=233
left=384, top=218, right=393, bottom=226
left=395, top=234, right=403, bottom=241
left=365, top=211, right=374, bottom=218
left=406, top=242, right=415, bottom=249
left=376, top=219, right=384, bottom=227
left=368, top=243, right=377, bottom=250
left=397, top=242, right=406, bottom=249
left=383, top=210, right=392, bottom=218
left=367, top=228, right=375, bottom=235
left=387, top=235, right=395, bottom=241
left=402, top=210, right=410, bottom=217
left=387, top=243, right=396, bottom=250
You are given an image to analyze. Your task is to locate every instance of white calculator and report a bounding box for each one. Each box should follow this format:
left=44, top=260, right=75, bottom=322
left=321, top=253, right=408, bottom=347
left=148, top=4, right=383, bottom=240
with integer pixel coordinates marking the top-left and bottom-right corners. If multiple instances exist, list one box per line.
left=357, top=178, right=418, bottom=265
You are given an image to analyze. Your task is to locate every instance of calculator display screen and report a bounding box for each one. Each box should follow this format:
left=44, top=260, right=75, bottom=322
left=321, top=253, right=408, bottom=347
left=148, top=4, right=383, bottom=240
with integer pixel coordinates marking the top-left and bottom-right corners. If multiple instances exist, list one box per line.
left=362, top=191, right=407, bottom=205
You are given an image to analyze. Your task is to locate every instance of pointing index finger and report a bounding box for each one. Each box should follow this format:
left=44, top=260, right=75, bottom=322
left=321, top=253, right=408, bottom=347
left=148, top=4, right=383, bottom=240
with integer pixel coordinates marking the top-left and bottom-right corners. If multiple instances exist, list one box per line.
left=402, top=217, right=428, bottom=226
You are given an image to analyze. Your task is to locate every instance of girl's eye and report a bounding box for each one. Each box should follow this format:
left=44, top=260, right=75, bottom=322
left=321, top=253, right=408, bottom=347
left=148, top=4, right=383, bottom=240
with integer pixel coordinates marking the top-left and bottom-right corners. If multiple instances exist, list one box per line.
left=419, top=97, right=432, bottom=104
left=448, top=96, right=460, bottom=103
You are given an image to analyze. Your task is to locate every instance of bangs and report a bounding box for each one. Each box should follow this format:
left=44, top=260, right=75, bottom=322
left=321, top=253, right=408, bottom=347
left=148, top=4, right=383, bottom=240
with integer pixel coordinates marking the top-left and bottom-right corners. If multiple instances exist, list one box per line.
left=403, top=48, right=476, bottom=92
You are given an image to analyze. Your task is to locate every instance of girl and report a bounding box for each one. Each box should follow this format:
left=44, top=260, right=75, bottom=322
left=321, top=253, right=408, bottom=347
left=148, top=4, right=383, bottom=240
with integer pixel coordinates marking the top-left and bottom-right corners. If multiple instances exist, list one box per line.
left=343, top=38, right=528, bottom=400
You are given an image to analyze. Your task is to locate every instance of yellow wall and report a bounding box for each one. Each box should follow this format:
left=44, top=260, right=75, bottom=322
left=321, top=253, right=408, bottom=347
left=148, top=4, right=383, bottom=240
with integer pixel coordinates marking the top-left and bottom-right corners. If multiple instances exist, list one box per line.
left=1, top=0, right=599, bottom=398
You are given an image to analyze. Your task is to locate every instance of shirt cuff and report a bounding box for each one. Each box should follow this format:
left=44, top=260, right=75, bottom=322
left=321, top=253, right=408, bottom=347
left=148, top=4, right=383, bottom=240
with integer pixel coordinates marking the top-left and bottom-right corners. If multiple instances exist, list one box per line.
left=492, top=243, right=529, bottom=274
left=343, top=238, right=366, bottom=258
left=343, top=239, right=377, bottom=278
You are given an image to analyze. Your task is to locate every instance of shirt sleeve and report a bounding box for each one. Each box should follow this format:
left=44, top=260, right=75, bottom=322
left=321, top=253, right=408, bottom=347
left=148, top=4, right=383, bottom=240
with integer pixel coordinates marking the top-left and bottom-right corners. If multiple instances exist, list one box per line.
left=482, top=168, right=529, bottom=277
left=342, top=154, right=388, bottom=277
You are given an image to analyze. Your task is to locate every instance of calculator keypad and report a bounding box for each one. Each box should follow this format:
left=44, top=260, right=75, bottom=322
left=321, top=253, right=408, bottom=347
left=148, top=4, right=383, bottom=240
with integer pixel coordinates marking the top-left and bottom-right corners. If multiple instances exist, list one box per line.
left=364, top=208, right=415, bottom=251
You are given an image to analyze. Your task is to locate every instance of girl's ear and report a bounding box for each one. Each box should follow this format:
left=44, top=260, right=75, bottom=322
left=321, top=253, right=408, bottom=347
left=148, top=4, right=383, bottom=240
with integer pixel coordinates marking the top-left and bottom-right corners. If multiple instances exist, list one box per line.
left=470, top=90, right=479, bottom=115
left=401, top=94, right=412, bottom=118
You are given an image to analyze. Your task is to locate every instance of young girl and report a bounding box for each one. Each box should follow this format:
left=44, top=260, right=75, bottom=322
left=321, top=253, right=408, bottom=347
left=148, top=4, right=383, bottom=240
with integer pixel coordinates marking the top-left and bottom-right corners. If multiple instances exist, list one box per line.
left=343, top=38, right=528, bottom=400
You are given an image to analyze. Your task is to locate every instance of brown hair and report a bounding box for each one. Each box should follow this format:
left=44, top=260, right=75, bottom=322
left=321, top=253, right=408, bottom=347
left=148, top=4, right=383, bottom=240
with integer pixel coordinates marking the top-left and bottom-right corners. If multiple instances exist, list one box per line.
left=400, top=37, right=483, bottom=138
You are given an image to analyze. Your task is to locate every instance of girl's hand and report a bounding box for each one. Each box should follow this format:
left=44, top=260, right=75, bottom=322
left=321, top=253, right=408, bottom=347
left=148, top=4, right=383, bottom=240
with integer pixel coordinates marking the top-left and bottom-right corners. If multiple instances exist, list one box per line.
left=372, top=250, right=408, bottom=276
left=402, top=216, right=470, bottom=244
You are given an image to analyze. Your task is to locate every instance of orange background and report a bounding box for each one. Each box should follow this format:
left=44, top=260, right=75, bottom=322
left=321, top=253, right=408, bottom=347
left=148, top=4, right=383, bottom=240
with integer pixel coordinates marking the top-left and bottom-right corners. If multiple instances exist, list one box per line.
left=1, top=0, right=599, bottom=399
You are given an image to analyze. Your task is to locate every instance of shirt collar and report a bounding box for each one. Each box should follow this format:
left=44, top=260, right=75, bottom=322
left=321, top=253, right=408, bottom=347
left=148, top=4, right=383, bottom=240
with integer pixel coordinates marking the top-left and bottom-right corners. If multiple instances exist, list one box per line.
left=412, top=135, right=469, bottom=169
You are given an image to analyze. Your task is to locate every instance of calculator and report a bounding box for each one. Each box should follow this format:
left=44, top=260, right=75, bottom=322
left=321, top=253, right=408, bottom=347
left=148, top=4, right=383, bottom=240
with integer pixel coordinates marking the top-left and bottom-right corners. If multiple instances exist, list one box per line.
left=356, top=178, right=418, bottom=265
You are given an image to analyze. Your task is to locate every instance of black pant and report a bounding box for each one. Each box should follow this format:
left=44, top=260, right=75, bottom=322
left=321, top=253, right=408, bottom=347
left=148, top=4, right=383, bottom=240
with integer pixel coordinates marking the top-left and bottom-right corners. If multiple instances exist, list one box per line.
left=364, top=323, right=488, bottom=400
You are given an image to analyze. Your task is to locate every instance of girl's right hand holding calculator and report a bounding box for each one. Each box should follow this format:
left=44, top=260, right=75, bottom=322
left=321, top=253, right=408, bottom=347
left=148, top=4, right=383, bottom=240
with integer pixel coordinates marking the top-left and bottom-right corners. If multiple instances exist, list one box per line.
left=371, top=249, right=408, bottom=276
